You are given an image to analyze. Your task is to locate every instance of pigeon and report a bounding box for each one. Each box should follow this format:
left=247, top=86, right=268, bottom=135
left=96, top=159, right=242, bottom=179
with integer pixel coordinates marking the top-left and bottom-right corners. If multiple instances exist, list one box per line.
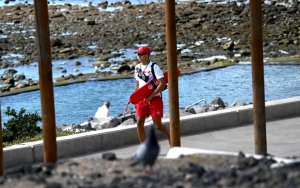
left=130, top=124, right=160, bottom=175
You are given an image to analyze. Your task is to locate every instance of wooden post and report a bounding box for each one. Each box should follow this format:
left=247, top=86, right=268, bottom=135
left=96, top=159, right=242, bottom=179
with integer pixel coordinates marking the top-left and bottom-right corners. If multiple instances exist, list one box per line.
left=33, top=0, right=58, bottom=163
left=250, top=0, right=267, bottom=154
left=0, top=102, right=4, bottom=176
left=165, top=0, right=181, bottom=147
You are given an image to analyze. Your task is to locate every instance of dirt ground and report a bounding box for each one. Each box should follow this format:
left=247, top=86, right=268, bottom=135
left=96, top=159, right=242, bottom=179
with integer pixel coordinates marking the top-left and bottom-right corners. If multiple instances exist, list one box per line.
left=1, top=152, right=300, bottom=187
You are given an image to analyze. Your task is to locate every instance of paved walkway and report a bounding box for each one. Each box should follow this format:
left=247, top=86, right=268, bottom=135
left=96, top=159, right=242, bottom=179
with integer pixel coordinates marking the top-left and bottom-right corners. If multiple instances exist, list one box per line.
left=64, top=115, right=300, bottom=161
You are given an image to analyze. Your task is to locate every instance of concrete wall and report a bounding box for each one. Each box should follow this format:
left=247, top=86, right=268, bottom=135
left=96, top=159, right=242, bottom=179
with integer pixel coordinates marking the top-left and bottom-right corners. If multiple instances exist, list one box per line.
left=3, top=96, right=300, bottom=168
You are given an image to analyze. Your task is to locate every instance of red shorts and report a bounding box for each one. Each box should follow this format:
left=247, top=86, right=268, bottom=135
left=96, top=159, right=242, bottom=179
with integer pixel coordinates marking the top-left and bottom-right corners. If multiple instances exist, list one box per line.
left=136, top=96, right=163, bottom=118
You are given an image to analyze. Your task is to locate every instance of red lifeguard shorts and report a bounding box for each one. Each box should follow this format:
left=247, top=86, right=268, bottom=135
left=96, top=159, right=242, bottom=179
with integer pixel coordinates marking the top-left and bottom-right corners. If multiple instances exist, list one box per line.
left=136, top=96, right=163, bottom=118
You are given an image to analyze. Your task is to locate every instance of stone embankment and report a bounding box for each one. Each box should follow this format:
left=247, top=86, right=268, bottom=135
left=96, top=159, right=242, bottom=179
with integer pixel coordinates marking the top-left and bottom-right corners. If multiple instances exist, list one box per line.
left=58, top=97, right=240, bottom=132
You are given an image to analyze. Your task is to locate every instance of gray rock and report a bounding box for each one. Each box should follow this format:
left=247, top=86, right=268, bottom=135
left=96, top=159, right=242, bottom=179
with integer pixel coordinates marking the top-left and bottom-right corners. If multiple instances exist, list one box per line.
left=73, top=61, right=81, bottom=66
left=15, top=74, right=26, bottom=81
left=110, top=117, right=119, bottom=128
left=96, top=54, right=116, bottom=61
left=211, top=97, right=226, bottom=108
left=230, top=101, right=247, bottom=107
left=117, top=114, right=136, bottom=124
left=117, top=65, right=131, bottom=73
left=163, top=108, right=193, bottom=118
left=59, top=48, right=72, bottom=53
left=89, top=117, right=119, bottom=130
left=4, top=69, right=17, bottom=78
left=98, top=1, right=108, bottom=9
left=51, top=13, right=64, bottom=18
left=1, top=84, right=13, bottom=92
left=86, top=21, right=95, bottom=25
left=51, top=38, right=64, bottom=47
left=102, top=153, right=117, bottom=161
left=193, top=106, right=209, bottom=114
left=15, top=81, right=27, bottom=89
left=240, top=49, right=251, bottom=57
left=223, top=41, right=234, bottom=51
left=94, top=61, right=110, bottom=69
left=66, top=74, right=75, bottom=79
left=185, top=108, right=196, bottom=114
left=26, top=79, right=38, bottom=86
left=4, top=78, right=14, bottom=86
left=120, top=118, right=135, bottom=126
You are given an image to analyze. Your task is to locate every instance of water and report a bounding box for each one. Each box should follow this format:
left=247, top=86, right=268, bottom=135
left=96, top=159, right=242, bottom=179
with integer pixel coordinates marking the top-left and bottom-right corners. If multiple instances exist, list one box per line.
left=0, top=56, right=118, bottom=81
left=1, top=63, right=300, bottom=126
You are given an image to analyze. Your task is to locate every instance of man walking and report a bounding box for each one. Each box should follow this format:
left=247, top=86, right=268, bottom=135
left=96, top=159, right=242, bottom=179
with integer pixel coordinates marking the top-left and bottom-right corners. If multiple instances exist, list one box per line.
left=133, top=46, right=170, bottom=144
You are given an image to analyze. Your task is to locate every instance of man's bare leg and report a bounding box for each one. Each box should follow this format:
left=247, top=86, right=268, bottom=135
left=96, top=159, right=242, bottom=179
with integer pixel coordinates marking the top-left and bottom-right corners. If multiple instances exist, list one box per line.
left=136, top=115, right=147, bottom=143
left=152, top=117, right=170, bottom=143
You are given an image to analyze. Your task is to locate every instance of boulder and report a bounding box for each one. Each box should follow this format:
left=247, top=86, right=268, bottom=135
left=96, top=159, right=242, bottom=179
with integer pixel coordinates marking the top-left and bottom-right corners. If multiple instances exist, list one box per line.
left=73, top=61, right=81, bottom=66
left=223, top=41, right=234, bottom=51
left=60, top=48, right=72, bottom=53
left=240, top=49, right=251, bottom=57
left=15, top=74, right=26, bottom=81
left=27, top=80, right=38, bottom=86
left=51, top=38, right=64, bottom=47
left=117, top=65, right=131, bottom=73
left=94, top=61, right=110, bottom=69
left=1, top=84, right=13, bottom=92
left=90, top=117, right=119, bottom=130
left=15, top=82, right=27, bottom=89
left=230, top=101, right=247, bottom=107
left=117, top=114, right=136, bottom=125
left=193, top=106, right=210, bottom=113
left=185, top=107, right=196, bottom=114
left=119, top=118, right=135, bottom=126
left=98, top=1, right=108, bottom=9
left=211, top=97, right=226, bottom=108
left=51, top=13, right=64, bottom=18
left=66, top=74, right=75, bottom=80
left=4, top=78, right=14, bottom=86
left=86, top=21, right=95, bottom=25
left=96, top=54, right=116, bottom=61
left=163, top=108, right=194, bottom=118
left=4, top=69, right=17, bottom=78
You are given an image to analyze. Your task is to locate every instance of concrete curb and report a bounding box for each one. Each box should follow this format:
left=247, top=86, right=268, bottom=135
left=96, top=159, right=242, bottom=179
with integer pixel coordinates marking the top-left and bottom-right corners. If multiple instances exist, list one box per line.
left=166, top=147, right=300, bottom=165
left=4, top=96, right=300, bottom=168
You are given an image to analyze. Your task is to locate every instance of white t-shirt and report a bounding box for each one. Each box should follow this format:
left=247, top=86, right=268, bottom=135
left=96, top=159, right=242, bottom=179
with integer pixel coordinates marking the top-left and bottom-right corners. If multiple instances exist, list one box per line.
left=134, top=61, right=164, bottom=97
left=94, top=104, right=109, bottom=118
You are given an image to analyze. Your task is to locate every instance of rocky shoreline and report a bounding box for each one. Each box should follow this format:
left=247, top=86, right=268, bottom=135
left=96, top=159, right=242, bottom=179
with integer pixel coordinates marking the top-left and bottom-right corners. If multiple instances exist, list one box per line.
left=0, top=0, right=300, bottom=95
left=57, top=97, right=245, bottom=132
left=1, top=152, right=300, bottom=187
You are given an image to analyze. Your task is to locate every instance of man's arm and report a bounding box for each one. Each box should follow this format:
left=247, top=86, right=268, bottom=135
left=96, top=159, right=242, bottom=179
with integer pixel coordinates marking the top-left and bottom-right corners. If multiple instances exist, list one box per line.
left=134, top=80, right=139, bottom=108
left=135, top=80, right=139, bottom=91
left=146, top=77, right=166, bottom=102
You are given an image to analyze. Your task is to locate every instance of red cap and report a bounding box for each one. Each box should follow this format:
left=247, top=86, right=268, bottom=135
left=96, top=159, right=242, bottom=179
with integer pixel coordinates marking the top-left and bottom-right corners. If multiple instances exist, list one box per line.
left=134, top=46, right=151, bottom=54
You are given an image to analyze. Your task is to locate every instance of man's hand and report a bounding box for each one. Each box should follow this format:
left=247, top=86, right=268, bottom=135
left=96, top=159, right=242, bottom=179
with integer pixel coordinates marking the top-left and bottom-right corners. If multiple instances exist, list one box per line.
left=145, top=96, right=153, bottom=104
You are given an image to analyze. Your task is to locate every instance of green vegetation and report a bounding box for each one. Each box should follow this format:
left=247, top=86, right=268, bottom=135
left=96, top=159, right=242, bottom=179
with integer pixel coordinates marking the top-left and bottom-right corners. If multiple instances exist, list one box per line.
left=2, top=107, right=73, bottom=147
